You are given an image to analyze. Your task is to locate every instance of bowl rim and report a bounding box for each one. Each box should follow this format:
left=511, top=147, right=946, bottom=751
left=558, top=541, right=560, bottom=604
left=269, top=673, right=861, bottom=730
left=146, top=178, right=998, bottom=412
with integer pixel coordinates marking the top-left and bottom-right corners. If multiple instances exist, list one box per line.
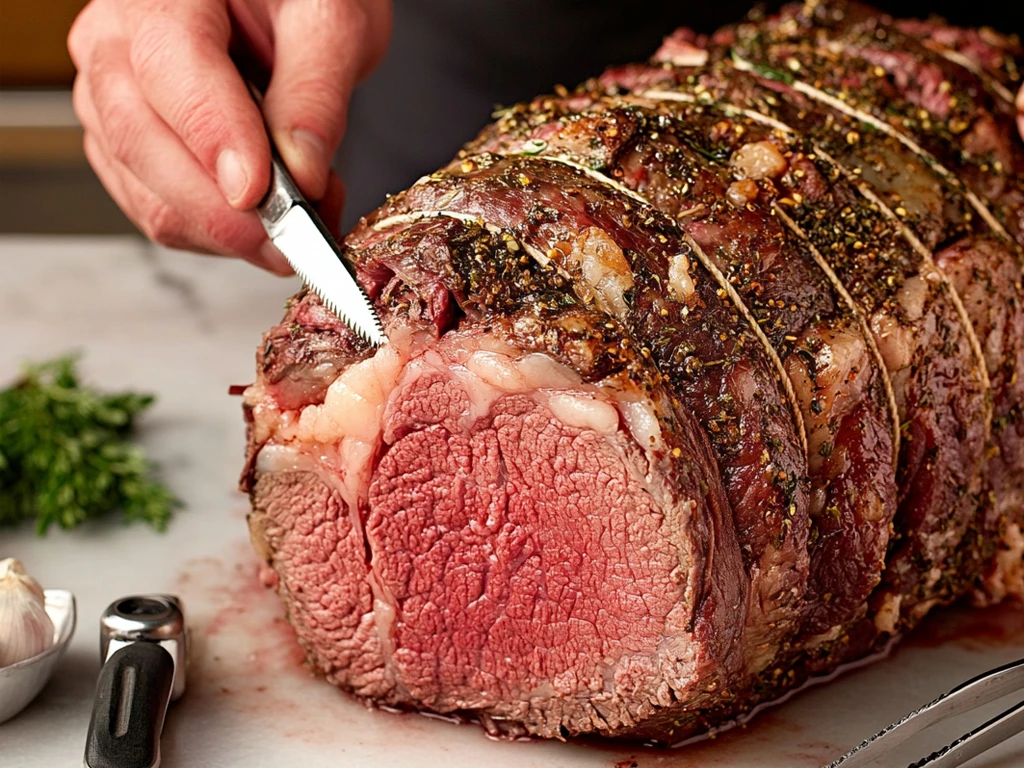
left=0, top=589, right=77, bottom=674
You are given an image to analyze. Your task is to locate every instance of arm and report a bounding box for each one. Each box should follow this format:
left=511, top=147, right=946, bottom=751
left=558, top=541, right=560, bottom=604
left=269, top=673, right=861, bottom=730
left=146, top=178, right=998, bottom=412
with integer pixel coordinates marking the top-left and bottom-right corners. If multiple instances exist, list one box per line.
left=68, top=0, right=392, bottom=273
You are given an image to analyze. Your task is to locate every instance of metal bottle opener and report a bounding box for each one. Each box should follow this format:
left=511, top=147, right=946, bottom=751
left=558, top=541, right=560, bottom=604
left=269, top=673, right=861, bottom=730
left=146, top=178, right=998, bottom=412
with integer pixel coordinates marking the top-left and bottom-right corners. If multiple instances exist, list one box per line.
left=84, top=595, right=190, bottom=768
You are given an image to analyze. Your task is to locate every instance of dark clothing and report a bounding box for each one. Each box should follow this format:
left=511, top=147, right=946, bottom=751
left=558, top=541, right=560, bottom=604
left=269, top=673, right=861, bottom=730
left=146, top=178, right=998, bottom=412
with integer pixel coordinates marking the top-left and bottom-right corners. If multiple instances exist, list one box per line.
left=338, top=1, right=1023, bottom=231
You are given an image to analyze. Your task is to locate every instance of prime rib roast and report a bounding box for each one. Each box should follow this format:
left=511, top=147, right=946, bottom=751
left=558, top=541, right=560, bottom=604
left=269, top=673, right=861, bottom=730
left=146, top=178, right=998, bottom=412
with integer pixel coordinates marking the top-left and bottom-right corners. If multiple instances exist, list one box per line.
left=240, top=0, right=1024, bottom=744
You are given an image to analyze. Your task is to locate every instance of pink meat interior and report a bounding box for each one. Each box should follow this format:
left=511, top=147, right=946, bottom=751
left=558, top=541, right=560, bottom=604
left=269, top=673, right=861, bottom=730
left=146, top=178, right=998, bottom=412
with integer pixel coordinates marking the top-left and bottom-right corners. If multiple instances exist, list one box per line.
left=245, top=326, right=705, bottom=735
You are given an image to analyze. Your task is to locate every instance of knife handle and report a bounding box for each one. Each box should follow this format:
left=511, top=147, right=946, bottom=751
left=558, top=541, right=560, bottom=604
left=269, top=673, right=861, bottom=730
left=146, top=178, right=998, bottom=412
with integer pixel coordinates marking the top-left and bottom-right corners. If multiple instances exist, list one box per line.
left=243, top=82, right=309, bottom=220
left=84, top=642, right=174, bottom=768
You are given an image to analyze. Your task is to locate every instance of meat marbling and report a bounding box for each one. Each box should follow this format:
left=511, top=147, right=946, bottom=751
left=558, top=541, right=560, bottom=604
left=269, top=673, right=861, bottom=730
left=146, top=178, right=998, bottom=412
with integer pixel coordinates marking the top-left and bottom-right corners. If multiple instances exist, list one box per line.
left=240, top=0, right=1024, bottom=744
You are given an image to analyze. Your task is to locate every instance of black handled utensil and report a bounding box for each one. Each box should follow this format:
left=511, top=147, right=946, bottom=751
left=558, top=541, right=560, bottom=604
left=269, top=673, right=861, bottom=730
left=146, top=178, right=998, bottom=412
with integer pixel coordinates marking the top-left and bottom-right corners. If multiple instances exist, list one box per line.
left=84, top=595, right=189, bottom=768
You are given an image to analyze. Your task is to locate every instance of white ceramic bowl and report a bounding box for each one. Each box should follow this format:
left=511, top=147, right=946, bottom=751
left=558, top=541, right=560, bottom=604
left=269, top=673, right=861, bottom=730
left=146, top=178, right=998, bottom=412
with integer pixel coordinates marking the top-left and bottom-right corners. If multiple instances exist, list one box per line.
left=0, top=589, right=77, bottom=724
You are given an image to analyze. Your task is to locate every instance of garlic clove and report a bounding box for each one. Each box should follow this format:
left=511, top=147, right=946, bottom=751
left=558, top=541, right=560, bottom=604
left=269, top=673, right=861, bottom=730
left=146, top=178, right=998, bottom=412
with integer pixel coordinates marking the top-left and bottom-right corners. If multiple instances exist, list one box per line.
left=0, top=558, right=55, bottom=668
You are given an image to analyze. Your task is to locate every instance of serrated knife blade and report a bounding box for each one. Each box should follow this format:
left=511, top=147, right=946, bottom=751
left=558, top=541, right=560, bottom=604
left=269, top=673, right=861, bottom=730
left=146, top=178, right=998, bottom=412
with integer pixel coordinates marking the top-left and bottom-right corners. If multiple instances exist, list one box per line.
left=247, top=84, right=386, bottom=347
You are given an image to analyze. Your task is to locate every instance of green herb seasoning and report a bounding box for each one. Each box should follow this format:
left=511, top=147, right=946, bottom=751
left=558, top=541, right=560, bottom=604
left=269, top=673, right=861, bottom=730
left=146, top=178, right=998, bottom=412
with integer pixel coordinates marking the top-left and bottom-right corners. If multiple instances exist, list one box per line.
left=729, top=49, right=795, bottom=85
left=0, top=356, right=178, bottom=534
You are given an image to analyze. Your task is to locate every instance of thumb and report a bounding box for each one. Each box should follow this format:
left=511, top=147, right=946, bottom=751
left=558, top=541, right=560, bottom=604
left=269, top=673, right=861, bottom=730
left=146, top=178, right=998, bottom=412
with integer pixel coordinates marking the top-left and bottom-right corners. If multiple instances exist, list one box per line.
left=262, top=0, right=391, bottom=202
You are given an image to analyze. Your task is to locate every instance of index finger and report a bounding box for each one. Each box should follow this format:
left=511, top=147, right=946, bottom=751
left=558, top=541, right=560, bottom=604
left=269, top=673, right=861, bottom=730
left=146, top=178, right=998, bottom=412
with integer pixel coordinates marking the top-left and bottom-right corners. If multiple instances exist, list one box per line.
left=118, top=0, right=270, bottom=209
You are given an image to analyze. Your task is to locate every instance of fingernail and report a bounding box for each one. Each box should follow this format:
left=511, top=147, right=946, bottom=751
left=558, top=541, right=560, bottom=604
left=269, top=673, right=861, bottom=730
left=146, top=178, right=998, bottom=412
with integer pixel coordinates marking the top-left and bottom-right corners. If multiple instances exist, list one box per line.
left=217, top=149, right=249, bottom=206
left=289, top=128, right=327, bottom=170
left=259, top=240, right=294, bottom=276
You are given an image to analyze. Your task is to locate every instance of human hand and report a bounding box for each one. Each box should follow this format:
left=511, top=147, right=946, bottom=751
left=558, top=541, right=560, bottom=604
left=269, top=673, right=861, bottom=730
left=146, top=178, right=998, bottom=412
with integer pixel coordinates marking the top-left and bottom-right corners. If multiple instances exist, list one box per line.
left=1018, top=83, right=1023, bottom=143
left=69, top=0, right=392, bottom=274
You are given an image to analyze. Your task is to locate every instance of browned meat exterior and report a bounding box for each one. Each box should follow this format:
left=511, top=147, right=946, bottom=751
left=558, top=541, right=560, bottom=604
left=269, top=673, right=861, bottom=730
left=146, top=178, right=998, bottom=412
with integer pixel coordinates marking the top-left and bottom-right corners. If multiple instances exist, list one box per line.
left=240, top=1, right=1024, bottom=744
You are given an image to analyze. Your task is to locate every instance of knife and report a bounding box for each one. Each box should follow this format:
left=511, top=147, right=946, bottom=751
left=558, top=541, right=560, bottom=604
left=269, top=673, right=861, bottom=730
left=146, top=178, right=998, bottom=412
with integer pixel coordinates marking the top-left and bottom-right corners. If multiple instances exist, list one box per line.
left=246, top=84, right=387, bottom=347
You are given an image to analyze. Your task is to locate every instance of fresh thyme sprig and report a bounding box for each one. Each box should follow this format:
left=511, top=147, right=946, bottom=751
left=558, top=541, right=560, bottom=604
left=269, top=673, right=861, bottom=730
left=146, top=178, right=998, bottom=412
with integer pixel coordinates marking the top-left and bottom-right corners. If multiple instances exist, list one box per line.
left=0, top=356, right=178, bottom=534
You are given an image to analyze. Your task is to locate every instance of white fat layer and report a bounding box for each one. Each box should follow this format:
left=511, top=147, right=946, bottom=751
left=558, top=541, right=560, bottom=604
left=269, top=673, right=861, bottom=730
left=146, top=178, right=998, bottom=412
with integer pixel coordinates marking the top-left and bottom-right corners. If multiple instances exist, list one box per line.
left=730, top=140, right=788, bottom=180
left=252, top=329, right=671, bottom=504
left=517, top=353, right=582, bottom=389
left=870, top=312, right=916, bottom=399
left=547, top=393, right=621, bottom=435
left=245, top=385, right=278, bottom=445
left=370, top=594, right=398, bottom=682
left=567, top=227, right=635, bottom=319
left=654, top=42, right=709, bottom=68
left=255, top=328, right=662, bottom=453
left=465, top=350, right=531, bottom=393
left=873, top=592, right=902, bottom=634
left=785, top=328, right=871, bottom=475
left=255, top=444, right=321, bottom=474
left=667, top=254, right=696, bottom=303
left=296, top=344, right=405, bottom=445
left=255, top=331, right=666, bottom=488
left=897, top=273, right=931, bottom=323
left=617, top=398, right=665, bottom=450
left=984, top=523, right=1024, bottom=603
left=727, top=180, right=759, bottom=207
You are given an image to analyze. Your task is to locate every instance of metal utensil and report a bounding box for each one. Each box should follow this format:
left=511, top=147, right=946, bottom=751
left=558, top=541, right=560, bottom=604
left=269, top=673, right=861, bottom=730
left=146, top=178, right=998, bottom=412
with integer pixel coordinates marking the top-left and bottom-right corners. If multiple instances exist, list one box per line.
left=247, top=84, right=387, bottom=347
left=826, top=656, right=1024, bottom=768
left=84, top=595, right=190, bottom=768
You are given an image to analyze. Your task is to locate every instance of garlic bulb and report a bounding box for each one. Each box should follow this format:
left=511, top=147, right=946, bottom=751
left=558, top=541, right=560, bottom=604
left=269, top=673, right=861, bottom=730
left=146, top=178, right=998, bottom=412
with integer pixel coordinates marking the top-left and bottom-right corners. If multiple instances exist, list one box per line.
left=0, top=558, right=55, bottom=667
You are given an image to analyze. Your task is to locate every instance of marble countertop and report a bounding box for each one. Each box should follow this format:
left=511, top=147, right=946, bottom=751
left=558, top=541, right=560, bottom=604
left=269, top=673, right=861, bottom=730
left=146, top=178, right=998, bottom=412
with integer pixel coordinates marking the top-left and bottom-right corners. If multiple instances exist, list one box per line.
left=2, top=235, right=1023, bottom=768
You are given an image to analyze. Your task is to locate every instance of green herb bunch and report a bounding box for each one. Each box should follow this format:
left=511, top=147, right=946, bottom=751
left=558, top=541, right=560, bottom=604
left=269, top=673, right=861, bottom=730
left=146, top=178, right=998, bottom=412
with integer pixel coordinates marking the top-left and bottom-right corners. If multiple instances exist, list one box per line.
left=0, top=356, right=177, bottom=534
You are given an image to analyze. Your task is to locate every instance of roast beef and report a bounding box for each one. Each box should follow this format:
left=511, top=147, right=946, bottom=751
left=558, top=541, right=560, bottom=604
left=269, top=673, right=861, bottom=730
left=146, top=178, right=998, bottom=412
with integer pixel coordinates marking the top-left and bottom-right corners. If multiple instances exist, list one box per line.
left=240, top=0, right=1024, bottom=744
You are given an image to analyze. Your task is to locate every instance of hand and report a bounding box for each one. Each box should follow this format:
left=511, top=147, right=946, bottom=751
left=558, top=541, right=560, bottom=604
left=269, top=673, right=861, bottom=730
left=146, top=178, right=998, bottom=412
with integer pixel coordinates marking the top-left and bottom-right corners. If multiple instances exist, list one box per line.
left=69, top=0, right=392, bottom=274
left=1018, top=83, right=1024, bottom=143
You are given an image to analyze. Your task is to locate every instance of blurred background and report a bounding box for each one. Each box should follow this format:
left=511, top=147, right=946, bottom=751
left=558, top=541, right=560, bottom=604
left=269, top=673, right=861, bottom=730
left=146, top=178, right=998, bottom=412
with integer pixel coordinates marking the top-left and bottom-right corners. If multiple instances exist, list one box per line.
left=0, top=0, right=133, bottom=235
left=1, top=0, right=1022, bottom=238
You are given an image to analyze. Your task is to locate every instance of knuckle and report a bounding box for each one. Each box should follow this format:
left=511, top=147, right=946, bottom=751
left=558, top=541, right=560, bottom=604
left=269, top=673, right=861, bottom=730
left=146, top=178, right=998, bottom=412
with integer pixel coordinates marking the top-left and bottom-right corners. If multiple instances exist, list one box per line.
left=86, top=55, right=141, bottom=166
left=100, top=98, right=143, bottom=167
left=66, top=25, right=87, bottom=70
left=67, top=2, right=100, bottom=70
left=311, top=0, right=364, bottom=33
left=86, top=45, right=150, bottom=169
left=172, top=94, right=227, bottom=161
left=202, top=210, right=258, bottom=252
left=287, top=74, right=344, bottom=114
left=127, top=15, right=178, bottom=81
left=140, top=200, right=188, bottom=248
left=129, top=18, right=232, bottom=165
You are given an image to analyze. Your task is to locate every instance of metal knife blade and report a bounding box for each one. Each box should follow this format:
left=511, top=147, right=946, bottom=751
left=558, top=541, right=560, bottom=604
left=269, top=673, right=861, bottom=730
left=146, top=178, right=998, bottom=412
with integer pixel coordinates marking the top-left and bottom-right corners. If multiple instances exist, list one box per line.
left=826, top=656, right=1024, bottom=768
left=247, top=85, right=386, bottom=346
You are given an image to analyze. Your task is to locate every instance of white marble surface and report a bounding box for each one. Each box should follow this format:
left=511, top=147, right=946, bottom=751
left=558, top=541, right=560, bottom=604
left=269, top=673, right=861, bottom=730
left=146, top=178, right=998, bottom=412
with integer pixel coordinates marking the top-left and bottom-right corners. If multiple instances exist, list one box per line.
left=2, top=235, right=1024, bottom=768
